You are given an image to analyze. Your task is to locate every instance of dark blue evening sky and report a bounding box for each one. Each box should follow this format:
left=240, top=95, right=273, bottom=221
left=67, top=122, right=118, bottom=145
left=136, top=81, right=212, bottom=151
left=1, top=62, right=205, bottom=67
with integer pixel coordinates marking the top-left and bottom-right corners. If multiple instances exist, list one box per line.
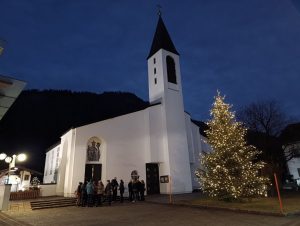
left=0, top=0, right=300, bottom=121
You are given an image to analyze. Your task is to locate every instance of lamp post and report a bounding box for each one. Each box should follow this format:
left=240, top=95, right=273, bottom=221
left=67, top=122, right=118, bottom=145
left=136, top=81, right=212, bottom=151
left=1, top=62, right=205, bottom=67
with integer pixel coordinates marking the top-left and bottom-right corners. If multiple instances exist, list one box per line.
left=0, top=153, right=27, bottom=184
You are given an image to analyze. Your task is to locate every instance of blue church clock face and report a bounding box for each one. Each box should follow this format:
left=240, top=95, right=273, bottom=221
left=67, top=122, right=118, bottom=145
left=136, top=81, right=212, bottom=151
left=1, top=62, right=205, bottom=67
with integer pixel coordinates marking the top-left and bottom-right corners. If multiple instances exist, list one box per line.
left=86, top=137, right=101, bottom=163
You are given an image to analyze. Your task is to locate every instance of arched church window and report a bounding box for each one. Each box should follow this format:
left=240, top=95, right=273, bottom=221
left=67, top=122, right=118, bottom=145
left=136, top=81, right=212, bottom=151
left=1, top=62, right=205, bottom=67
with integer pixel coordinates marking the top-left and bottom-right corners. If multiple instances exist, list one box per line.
left=166, top=56, right=177, bottom=84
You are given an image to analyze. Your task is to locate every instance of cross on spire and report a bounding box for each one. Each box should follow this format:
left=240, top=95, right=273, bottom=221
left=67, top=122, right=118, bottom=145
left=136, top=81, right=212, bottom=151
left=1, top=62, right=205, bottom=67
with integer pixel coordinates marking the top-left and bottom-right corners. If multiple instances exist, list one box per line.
left=147, top=10, right=179, bottom=59
left=157, top=4, right=162, bottom=16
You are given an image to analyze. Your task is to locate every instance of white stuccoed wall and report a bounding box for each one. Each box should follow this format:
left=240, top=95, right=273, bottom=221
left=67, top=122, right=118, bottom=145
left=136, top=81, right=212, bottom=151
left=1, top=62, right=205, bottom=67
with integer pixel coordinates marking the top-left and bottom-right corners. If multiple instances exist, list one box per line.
left=148, top=104, right=165, bottom=163
left=287, top=157, right=300, bottom=181
left=43, top=144, right=60, bottom=184
left=285, top=143, right=300, bottom=185
left=185, top=114, right=199, bottom=189
left=189, top=121, right=212, bottom=189
left=39, top=184, right=57, bottom=197
left=56, top=130, right=73, bottom=196
left=43, top=151, right=50, bottom=183
left=43, top=104, right=207, bottom=196
left=44, top=102, right=202, bottom=196
left=148, top=49, right=192, bottom=193
left=65, top=108, right=154, bottom=196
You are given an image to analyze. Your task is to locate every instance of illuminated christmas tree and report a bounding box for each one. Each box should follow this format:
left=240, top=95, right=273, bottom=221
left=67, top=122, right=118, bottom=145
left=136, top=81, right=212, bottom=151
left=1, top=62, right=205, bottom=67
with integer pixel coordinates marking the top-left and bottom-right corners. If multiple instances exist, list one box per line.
left=196, top=92, right=269, bottom=201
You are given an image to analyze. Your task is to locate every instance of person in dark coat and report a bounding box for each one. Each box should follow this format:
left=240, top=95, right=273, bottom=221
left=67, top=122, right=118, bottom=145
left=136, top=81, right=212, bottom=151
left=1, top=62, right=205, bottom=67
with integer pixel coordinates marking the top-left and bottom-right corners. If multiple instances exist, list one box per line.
left=96, top=180, right=105, bottom=206
left=111, top=177, right=119, bottom=201
left=86, top=180, right=94, bottom=207
left=136, top=179, right=142, bottom=201
left=132, top=180, right=138, bottom=202
left=140, top=180, right=145, bottom=201
left=128, top=180, right=133, bottom=202
left=93, top=180, right=98, bottom=206
left=80, top=181, right=87, bottom=207
left=76, top=182, right=82, bottom=206
left=105, top=180, right=112, bottom=205
left=119, top=179, right=125, bottom=203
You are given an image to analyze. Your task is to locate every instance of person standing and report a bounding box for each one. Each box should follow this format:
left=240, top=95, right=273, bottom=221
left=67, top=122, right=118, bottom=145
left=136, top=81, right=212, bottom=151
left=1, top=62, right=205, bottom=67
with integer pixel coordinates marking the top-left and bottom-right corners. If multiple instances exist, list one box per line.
left=119, top=179, right=125, bottom=203
left=105, top=180, right=112, bottom=206
left=111, top=177, right=119, bottom=201
left=132, top=180, right=138, bottom=202
left=93, top=180, right=98, bottom=206
left=140, top=180, right=145, bottom=201
left=128, top=180, right=133, bottom=202
left=96, top=180, right=105, bottom=206
left=76, top=182, right=82, bottom=206
left=80, top=181, right=87, bottom=207
left=137, top=179, right=142, bottom=201
left=86, top=180, right=94, bottom=207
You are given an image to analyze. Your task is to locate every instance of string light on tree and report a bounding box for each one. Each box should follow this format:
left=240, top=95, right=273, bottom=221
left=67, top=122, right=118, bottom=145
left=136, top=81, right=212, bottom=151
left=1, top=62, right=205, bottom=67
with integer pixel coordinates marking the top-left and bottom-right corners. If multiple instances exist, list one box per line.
left=196, top=91, right=269, bottom=201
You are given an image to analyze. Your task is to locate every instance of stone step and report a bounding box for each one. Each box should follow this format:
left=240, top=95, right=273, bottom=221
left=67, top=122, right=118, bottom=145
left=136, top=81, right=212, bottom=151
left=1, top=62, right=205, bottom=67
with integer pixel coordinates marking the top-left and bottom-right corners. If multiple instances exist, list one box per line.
left=31, top=203, right=76, bottom=210
left=31, top=198, right=76, bottom=205
left=30, top=198, right=77, bottom=210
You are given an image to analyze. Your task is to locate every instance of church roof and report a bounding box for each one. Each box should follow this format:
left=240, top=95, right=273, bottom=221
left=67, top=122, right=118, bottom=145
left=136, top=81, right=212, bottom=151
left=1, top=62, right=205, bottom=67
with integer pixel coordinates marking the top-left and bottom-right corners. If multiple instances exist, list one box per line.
left=0, top=166, right=42, bottom=178
left=280, top=122, right=300, bottom=144
left=191, top=119, right=208, bottom=137
left=147, top=15, right=179, bottom=59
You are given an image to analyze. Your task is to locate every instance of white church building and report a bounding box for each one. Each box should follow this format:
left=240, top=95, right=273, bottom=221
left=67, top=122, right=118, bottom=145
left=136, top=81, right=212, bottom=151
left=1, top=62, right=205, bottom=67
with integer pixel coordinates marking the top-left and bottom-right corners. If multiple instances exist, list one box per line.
left=43, top=15, right=211, bottom=196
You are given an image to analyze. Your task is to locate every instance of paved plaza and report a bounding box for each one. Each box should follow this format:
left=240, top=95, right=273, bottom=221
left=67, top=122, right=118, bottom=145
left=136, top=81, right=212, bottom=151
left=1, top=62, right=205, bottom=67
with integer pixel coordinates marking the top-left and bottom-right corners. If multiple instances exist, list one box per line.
left=1, top=201, right=300, bottom=226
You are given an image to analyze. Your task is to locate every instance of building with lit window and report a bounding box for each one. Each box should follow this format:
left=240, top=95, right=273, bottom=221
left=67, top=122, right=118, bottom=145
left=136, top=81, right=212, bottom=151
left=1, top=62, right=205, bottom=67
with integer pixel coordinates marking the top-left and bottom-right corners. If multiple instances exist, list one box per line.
left=281, top=123, right=300, bottom=186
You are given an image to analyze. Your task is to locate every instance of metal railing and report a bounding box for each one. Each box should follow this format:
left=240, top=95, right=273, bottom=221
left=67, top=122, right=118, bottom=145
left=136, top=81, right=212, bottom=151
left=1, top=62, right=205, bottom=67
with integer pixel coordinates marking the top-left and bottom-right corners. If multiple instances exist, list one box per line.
left=10, top=189, right=40, bottom=200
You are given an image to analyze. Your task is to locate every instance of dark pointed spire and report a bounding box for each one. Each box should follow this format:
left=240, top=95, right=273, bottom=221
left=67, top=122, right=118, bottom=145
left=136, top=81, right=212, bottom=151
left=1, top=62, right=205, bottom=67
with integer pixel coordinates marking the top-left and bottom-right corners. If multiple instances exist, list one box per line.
left=147, top=15, right=179, bottom=59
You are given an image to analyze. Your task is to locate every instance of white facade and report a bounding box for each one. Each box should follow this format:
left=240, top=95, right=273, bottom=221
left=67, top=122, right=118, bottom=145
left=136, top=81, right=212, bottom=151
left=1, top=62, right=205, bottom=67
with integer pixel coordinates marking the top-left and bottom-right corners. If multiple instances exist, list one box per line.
left=44, top=144, right=60, bottom=184
left=285, top=142, right=300, bottom=185
left=43, top=16, right=210, bottom=196
left=43, top=107, right=208, bottom=196
left=0, top=170, right=32, bottom=192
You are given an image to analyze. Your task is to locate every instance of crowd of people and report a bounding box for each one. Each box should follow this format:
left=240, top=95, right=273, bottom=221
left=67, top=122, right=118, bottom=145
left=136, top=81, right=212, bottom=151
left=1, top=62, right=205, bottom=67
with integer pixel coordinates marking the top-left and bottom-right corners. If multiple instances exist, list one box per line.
left=75, top=177, right=146, bottom=207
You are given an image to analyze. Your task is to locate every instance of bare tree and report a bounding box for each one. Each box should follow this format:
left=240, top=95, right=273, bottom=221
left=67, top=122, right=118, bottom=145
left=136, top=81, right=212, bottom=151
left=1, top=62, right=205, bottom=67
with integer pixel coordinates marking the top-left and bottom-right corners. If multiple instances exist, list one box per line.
left=237, top=100, right=289, bottom=193
left=281, top=123, right=300, bottom=162
left=283, top=143, right=300, bottom=162
left=237, top=100, right=288, bottom=137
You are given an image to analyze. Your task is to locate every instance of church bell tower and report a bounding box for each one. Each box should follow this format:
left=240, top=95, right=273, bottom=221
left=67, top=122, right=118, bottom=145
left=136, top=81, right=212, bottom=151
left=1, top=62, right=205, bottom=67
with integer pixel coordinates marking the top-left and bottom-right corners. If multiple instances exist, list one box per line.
left=147, top=14, right=192, bottom=193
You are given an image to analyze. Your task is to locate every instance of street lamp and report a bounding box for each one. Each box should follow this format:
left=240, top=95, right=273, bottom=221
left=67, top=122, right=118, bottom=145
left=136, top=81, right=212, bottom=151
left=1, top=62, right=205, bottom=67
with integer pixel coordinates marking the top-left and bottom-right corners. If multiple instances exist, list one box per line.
left=0, top=153, right=27, bottom=184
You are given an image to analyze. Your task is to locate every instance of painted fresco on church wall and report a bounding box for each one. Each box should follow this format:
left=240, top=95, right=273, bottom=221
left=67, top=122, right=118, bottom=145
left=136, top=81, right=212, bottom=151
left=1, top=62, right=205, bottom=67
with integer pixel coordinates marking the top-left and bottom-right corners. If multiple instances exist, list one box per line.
left=86, top=137, right=101, bottom=163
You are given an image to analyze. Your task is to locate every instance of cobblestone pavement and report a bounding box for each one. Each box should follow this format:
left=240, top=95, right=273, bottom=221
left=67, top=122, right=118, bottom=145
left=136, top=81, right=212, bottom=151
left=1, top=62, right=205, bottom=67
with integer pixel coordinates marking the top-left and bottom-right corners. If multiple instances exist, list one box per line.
left=1, top=202, right=300, bottom=226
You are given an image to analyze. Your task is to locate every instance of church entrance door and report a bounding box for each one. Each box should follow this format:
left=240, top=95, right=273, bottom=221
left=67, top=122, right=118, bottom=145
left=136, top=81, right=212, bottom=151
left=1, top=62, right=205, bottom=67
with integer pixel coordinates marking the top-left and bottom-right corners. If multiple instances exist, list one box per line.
left=146, top=163, right=160, bottom=194
left=85, top=164, right=102, bottom=182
